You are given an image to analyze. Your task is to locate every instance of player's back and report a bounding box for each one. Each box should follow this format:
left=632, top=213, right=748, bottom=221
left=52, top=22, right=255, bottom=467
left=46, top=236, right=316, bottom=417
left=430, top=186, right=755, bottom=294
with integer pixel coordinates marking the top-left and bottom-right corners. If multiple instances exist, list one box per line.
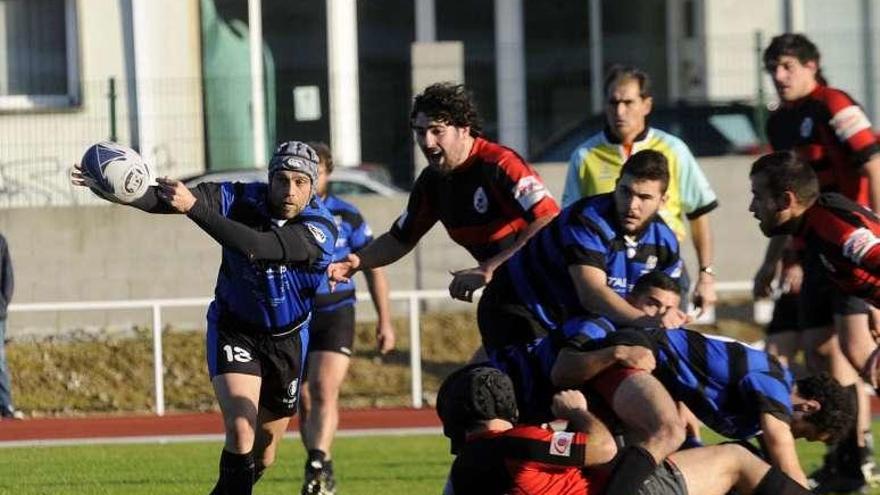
left=650, top=328, right=793, bottom=439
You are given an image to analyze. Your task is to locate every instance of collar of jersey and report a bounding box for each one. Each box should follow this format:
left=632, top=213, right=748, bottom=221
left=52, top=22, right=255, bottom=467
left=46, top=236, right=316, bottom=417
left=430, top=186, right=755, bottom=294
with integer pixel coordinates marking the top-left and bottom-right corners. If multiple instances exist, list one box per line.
left=603, top=125, right=651, bottom=145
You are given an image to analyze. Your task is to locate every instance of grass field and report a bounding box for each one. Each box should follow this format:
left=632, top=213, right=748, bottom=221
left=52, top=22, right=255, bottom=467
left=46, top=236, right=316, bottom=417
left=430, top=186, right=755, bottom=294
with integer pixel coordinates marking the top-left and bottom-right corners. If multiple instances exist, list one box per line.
left=2, top=427, right=880, bottom=495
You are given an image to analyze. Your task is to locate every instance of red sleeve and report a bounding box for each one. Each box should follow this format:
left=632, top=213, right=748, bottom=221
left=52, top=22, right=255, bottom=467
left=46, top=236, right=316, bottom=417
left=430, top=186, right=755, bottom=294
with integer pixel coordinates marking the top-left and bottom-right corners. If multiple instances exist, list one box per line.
left=493, top=149, right=560, bottom=220
left=824, top=87, right=880, bottom=162
left=809, top=205, right=880, bottom=270
left=503, top=425, right=588, bottom=466
left=388, top=169, right=438, bottom=245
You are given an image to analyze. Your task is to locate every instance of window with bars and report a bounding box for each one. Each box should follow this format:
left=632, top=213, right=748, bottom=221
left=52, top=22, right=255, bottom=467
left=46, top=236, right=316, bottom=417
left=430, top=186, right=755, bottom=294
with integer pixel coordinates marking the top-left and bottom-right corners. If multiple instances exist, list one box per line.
left=0, top=0, right=79, bottom=110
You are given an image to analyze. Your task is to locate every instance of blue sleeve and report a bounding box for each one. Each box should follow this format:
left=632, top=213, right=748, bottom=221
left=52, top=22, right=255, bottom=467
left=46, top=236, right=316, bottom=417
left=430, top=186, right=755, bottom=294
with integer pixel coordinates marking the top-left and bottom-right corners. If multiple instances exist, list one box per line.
left=348, top=211, right=373, bottom=253
left=658, top=227, right=683, bottom=279
left=739, top=373, right=793, bottom=424
left=561, top=212, right=608, bottom=269
left=561, top=316, right=614, bottom=343
left=298, top=217, right=337, bottom=271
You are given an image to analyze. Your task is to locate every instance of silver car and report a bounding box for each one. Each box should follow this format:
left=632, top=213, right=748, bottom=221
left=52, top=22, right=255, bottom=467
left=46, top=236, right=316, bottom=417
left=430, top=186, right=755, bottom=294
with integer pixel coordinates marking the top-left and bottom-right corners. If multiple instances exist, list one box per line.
left=181, top=165, right=404, bottom=197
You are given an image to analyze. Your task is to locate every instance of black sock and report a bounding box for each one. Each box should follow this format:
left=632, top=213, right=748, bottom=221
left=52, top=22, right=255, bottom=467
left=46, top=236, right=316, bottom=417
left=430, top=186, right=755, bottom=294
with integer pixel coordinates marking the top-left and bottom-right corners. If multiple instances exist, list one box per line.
left=324, top=459, right=334, bottom=474
left=306, top=449, right=327, bottom=470
left=210, top=449, right=255, bottom=495
left=754, top=466, right=811, bottom=495
left=253, top=461, right=265, bottom=485
left=603, top=446, right=658, bottom=495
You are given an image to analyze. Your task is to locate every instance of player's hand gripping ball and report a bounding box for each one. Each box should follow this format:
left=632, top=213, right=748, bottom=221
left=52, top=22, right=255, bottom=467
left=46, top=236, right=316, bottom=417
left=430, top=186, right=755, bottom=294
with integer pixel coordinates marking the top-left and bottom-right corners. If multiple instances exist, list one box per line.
left=80, top=141, right=154, bottom=203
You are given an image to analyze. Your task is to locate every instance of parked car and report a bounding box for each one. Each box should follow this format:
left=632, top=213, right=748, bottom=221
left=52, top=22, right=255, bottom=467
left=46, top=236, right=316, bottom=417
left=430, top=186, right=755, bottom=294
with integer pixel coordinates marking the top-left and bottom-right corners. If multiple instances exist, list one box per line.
left=531, top=101, right=767, bottom=162
left=181, top=164, right=405, bottom=197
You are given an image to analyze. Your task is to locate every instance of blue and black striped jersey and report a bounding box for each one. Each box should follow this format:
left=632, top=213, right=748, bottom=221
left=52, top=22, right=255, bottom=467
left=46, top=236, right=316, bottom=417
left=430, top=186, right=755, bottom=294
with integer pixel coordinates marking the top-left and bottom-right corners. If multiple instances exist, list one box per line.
left=503, top=193, right=681, bottom=332
left=489, top=338, right=559, bottom=424
left=314, top=194, right=374, bottom=312
left=649, top=328, right=794, bottom=440
left=204, top=182, right=336, bottom=332
left=517, top=316, right=796, bottom=440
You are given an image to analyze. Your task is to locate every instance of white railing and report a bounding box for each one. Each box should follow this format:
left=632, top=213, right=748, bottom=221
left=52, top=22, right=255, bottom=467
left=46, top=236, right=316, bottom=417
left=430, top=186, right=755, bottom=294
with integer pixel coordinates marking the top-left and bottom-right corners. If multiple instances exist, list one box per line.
left=8, top=281, right=754, bottom=416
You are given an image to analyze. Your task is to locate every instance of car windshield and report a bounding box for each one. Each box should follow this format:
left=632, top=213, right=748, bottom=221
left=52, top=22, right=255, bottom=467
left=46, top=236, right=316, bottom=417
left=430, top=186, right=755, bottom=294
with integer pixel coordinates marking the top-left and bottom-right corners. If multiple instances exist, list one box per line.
left=707, top=114, right=760, bottom=148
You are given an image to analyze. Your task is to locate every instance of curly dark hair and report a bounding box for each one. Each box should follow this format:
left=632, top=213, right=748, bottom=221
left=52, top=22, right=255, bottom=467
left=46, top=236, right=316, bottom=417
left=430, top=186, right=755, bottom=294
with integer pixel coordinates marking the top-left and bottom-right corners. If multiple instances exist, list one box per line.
left=410, top=82, right=483, bottom=137
left=796, top=373, right=856, bottom=443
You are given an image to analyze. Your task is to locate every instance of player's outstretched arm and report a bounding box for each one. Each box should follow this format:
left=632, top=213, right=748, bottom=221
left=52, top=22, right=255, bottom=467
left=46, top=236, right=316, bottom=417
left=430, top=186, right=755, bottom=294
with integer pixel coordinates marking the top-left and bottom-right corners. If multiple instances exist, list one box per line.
left=759, top=413, right=808, bottom=487
left=551, top=345, right=655, bottom=388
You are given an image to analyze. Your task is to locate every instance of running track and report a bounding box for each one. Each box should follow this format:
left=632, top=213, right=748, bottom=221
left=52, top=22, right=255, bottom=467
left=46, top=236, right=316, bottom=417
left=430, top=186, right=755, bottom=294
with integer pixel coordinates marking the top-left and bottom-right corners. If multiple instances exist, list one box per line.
left=0, top=408, right=442, bottom=447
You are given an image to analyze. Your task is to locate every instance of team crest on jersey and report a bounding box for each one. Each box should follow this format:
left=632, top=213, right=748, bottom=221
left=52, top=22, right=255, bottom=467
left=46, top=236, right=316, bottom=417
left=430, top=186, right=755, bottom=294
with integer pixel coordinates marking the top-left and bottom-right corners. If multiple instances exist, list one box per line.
left=306, top=223, right=326, bottom=244
left=800, top=117, right=814, bottom=138
left=288, top=379, right=299, bottom=399
left=473, top=187, right=488, bottom=214
left=549, top=431, right=574, bottom=457
left=646, top=255, right=658, bottom=270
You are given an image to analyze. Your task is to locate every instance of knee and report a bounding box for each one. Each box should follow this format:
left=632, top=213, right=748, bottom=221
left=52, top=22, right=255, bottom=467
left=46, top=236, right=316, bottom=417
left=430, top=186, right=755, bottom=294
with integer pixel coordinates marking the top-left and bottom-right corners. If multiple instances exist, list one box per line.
left=225, top=416, right=256, bottom=452
left=310, top=379, right=340, bottom=405
left=653, top=416, right=686, bottom=453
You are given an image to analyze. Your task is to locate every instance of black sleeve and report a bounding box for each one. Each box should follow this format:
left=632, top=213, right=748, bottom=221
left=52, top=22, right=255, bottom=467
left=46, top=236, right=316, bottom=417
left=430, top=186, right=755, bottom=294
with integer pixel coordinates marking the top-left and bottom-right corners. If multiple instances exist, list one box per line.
left=127, top=182, right=225, bottom=214
left=185, top=194, right=319, bottom=265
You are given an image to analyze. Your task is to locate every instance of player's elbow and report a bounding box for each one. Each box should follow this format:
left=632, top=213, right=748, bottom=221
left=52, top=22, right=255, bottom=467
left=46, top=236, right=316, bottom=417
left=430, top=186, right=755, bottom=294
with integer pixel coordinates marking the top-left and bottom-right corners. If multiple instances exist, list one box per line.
left=586, top=433, right=618, bottom=466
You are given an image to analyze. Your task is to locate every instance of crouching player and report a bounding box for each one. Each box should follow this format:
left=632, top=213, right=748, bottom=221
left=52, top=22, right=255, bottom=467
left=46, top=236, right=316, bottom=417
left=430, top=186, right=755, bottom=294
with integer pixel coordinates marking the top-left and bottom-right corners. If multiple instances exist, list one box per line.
left=437, top=365, right=816, bottom=495
left=552, top=272, right=856, bottom=487
left=72, top=141, right=337, bottom=495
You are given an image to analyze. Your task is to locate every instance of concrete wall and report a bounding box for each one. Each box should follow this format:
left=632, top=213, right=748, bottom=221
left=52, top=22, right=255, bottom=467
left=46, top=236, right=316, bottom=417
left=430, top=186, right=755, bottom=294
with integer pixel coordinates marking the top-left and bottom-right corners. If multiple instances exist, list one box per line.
left=4, top=155, right=766, bottom=337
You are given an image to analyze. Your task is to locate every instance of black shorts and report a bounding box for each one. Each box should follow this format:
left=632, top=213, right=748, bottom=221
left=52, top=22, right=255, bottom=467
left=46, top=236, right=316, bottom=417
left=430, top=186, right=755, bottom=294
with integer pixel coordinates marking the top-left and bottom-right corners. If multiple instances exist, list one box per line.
left=206, top=313, right=308, bottom=418
left=766, top=292, right=801, bottom=335
left=308, top=304, right=355, bottom=356
left=799, top=252, right=868, bottom=329
left=477, top=267, right=548, bottom=351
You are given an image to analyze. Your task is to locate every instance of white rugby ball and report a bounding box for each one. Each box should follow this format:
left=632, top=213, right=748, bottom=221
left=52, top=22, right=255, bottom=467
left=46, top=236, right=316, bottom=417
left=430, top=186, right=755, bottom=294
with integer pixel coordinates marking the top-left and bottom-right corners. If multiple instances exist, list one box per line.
left=80, top=141, right=154, bottom=203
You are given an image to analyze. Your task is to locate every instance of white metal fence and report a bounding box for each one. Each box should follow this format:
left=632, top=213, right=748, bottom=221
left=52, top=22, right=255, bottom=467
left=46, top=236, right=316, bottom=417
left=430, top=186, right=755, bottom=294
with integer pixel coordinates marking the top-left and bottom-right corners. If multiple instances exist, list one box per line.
left=8, top=282, right=753, bottom=416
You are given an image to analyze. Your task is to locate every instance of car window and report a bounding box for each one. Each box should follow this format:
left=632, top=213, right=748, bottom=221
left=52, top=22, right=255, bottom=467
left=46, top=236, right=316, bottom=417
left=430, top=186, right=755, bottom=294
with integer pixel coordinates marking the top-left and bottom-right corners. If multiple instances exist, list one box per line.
left=707, top=114, right=759, bottom=148
left=329, top=181, right=375, bottom=195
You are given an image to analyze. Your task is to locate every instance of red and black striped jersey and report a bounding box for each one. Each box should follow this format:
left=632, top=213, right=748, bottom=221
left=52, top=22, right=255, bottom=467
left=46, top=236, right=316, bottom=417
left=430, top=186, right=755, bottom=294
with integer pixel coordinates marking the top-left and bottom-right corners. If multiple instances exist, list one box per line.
left=767, top=85, right=880, bottom=207
left=390, top=137, right=560, bottom=263
left=444, top=425, right=604, bottom=495
left=798, top=193, right=880, bottom=306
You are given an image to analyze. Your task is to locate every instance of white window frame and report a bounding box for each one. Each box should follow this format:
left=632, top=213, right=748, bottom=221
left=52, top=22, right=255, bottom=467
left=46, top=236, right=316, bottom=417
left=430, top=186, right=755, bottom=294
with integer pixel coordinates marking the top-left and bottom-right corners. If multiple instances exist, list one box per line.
left=0, top=0, right=80, bottom=111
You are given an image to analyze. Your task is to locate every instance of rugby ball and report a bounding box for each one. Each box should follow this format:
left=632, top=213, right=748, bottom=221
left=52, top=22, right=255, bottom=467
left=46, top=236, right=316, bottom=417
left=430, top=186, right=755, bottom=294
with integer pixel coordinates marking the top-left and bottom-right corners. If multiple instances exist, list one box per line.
left=80, top=141, right=154, bottom=203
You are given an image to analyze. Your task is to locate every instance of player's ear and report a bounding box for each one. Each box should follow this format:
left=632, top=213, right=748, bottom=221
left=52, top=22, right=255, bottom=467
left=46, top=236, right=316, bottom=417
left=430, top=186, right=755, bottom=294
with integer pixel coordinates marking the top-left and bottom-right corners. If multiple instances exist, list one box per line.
left=778, top=190, right=797, bottom=210
left=793, top=399, right=821, bottom=414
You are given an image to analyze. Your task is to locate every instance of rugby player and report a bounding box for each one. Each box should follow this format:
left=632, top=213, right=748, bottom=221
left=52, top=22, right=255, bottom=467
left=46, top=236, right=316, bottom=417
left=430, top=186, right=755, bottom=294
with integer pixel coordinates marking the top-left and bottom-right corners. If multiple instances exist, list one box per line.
left=438, top=365, right=815, bottom=495
left=755, top=33, right=880, bottom=492
left=328, top=82, right=559, bottom=319
left=297, top=143, right=395, bottom=495
left=72, top=141, right=337, bottom=495
left=477, top=149, right=688, bottom=352
left=563, top=65, right=719, bottom=312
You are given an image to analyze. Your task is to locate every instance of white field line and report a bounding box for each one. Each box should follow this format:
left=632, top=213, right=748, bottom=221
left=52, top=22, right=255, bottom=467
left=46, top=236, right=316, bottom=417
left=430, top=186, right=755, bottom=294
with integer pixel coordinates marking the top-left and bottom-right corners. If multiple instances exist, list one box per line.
left=0, top=426, right=443, bottom=449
